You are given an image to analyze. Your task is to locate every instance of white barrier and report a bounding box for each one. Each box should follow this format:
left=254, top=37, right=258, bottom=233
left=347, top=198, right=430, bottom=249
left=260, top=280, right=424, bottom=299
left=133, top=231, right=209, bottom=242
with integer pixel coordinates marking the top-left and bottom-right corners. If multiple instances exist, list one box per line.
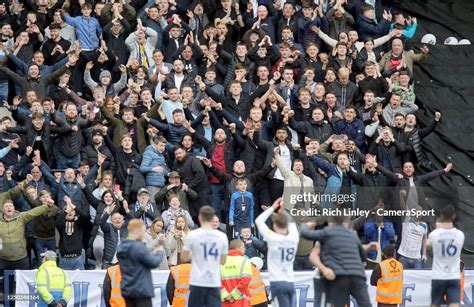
left=13, top=270, right=474, bottom=306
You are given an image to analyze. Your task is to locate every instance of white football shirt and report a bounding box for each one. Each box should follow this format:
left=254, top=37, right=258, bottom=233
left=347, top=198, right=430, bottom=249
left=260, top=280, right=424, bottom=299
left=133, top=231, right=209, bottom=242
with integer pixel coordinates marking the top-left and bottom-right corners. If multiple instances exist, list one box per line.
left=428, top=227, right=464, bottom=280
left=255, top=207, right=299, bottom=282
left=182, top=228, right=229, bottom=287
left=398, top=218, right=427, bottom=259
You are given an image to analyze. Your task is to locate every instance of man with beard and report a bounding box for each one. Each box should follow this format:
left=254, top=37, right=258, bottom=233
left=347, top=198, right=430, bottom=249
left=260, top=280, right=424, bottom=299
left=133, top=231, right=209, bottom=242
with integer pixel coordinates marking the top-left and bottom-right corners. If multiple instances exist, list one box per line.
left=173, top=145, right=211, bottom=224
left=0, top=117, right=21, bottom=167
left=55, top=102, right=95, bottom=169
left=44, top=10, right=76, bottom=43
left=403, top=112, right=441, bottom=167
left=0, top=55, right=77, bottom=99
left=185, top=125, right=234, bottom=222
left=201, top=156, right=276, bottom=222
left=41, top=23, right=71, bottom=65
left=288, top=107, right=333, bottom=147
left=81, top=128, right=114, bottom=172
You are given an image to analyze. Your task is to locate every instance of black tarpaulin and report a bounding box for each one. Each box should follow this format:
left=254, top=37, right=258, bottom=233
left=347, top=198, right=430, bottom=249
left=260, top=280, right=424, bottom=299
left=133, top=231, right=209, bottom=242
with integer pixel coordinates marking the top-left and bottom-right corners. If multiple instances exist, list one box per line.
left=393, top=0, right=474, bottom=265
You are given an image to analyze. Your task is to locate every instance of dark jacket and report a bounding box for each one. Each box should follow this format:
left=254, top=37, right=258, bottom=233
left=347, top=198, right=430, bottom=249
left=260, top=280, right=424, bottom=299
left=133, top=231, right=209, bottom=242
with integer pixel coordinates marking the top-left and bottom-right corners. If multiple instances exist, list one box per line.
left=40, top=161, right=96, bottom=210
left=81, top=142, right=114, bottom=171
left=0, top=131, right=21, bottom=167
left=356, top=15, right=390, bottom=41
left=104, top=134, right=142, bottom=186
left=232, top=130, right=274, bottom=175
left=333, top=118, right=366, bottom=150
left=348, top=165, right=398, bottom=210
left=301, top=224, right=367, bottom=279
left=191, top=129, right=235, bottom=173
left=0, top=64, right=67, bottom=99
left=204, top=83, right=269, bottom=121
left=357, top=75, right=389, bottom=98
left=326, top=80, right=360, bottom=108
left=208, top=163, right=274, bottom=207
left=163, top=71, right=195, bottom=92
left=56, top=206, right=89, bottom=256
left=148, top=113, right=205, bottom=145
left=7, top=111, right=69, bottom=166
left=124, top=166, right=146, bottom=197
left=55, top=115, right=94, bottom=158
left=173, top=155, right=211, bottom=216
left=82, top=185, right=125, bottom=249
left=377, top=167, right=447, bottom=210
left=368, top=140, right=406, bottom=173
left=289, top=118, right=333, bottom=144
left=243, top=235, right=267, bottom=259
left=100, top=212, right=128, bottom=265
left=116, top=239, right=164, bottom=298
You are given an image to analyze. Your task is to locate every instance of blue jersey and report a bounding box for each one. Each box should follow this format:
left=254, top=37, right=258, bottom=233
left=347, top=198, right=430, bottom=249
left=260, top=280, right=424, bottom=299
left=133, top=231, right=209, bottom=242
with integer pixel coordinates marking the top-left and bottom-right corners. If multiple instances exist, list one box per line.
left=229, top=191, right=254, bottom=227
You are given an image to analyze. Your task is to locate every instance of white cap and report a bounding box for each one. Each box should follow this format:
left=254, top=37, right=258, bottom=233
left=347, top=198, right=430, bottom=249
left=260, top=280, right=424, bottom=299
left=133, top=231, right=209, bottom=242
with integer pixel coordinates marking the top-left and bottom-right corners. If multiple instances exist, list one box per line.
left=250, top=257, right=264, bottom=270
left=444, top=37, right=458, bottom=45
left=458, top=39, right=471, bottom=45
left=421, top=34, right=436, bottom=45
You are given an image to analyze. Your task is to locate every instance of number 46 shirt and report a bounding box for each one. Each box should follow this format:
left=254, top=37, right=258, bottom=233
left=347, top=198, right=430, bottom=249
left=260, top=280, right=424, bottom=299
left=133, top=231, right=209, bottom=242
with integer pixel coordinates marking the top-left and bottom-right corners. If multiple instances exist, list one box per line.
left=183, top=228, right=229, bottom=287
left=428, top=227, right=464, bottom=280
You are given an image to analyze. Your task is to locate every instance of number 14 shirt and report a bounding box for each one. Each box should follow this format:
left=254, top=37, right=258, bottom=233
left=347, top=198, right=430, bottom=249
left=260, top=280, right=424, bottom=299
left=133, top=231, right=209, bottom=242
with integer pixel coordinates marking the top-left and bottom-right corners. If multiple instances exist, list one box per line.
left=428, top=227, right=464, bottom=280
left=183, top=228, right=229, bottom=287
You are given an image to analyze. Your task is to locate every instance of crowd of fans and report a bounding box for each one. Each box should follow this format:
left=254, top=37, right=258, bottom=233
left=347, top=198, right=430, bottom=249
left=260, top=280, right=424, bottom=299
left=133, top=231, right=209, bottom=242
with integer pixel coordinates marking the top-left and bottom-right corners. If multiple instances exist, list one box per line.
left=0, top=0, right=455, bottom=286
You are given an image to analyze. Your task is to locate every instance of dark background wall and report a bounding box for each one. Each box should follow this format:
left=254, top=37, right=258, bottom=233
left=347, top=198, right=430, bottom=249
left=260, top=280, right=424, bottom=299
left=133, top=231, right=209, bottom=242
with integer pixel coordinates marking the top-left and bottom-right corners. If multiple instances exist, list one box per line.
left=393, top=0, right=474, bottom=265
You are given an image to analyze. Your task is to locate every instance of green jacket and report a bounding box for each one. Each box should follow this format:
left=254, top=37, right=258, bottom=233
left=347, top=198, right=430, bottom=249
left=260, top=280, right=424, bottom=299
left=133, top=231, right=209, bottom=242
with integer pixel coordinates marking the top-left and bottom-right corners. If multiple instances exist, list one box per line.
left=0, top=183, right=25, bottom=211
left=0, top=205, right=50, bottom=261
left=101, top=102, right=159, bottom=154
left=379, top=50, right=426, bottom=76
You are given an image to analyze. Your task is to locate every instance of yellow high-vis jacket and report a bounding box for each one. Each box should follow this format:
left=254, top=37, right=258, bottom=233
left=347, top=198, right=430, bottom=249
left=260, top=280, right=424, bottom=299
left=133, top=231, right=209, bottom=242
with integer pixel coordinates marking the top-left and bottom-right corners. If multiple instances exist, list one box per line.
left=36, top=260, right=72, bottom=306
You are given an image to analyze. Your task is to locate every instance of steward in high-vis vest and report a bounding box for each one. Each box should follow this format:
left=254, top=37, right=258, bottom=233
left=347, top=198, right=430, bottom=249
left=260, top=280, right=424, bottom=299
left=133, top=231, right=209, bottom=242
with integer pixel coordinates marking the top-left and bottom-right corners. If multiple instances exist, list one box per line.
left=248, top=257, right=268, bottom=306
left=220, top=240, right=253, bottom=307
left=370, top=244, right=403, bottom=307
left=166, top=262, right=191, bottom=307
left=103, top=262, right=126, bottom=307
left=35, top=251, right=72, bottom=307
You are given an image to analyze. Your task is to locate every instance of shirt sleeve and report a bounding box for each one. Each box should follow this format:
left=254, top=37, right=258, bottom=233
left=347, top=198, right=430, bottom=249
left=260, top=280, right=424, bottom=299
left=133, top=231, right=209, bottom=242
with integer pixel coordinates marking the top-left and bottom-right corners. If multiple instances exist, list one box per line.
left=221, top=233, right=229, bottom=256
left=182, top=231, right=193, bottom=251
left=255, top=207, right=275, bottom=241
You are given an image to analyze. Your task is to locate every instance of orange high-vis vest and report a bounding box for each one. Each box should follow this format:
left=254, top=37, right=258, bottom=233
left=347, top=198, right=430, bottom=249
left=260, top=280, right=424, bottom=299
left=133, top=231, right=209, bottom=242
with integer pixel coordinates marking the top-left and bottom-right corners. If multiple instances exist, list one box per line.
left=107, top=265, right=126, bottom=307
left=249, top=265, right=267, bottom=306
left=170, top=263, right=191, bottom=307
left=376, top=258, right=403, bottom=304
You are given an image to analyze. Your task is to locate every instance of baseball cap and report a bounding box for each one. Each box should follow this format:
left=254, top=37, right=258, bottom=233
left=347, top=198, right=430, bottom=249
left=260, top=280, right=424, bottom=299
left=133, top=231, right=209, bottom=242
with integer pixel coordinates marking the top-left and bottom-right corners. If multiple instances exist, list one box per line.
left=168, top=171, right=181, bottom=178
left=138, top=188, right=149, bottom=195
left=40, top=250, right=58, bottom=260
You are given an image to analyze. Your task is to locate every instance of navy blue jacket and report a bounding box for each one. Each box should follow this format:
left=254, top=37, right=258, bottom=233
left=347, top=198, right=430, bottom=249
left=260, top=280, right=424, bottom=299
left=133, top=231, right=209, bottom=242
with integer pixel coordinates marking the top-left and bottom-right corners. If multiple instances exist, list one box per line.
left=116, top=239, right=164, bottom=298
left=356, top=15, right=390, bottom=41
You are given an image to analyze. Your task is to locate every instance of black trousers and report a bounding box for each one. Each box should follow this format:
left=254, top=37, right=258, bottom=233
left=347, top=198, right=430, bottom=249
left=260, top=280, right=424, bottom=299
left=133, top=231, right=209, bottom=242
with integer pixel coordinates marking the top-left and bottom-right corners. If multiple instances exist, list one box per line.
left=0, top=256, right=30, bottom=304
left=327, top=276, right=371, bottom=307
left=124, top=297, right=153, bottom=307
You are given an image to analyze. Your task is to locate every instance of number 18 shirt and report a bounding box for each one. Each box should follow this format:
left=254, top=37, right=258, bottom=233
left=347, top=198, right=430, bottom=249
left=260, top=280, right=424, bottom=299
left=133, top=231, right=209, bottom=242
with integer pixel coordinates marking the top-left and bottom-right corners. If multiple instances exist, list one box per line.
left=255, top=207, right=300, bottom=282
left=428, top=227, right=464, bottom=280
left=183, top=228, right=229, bottom=287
